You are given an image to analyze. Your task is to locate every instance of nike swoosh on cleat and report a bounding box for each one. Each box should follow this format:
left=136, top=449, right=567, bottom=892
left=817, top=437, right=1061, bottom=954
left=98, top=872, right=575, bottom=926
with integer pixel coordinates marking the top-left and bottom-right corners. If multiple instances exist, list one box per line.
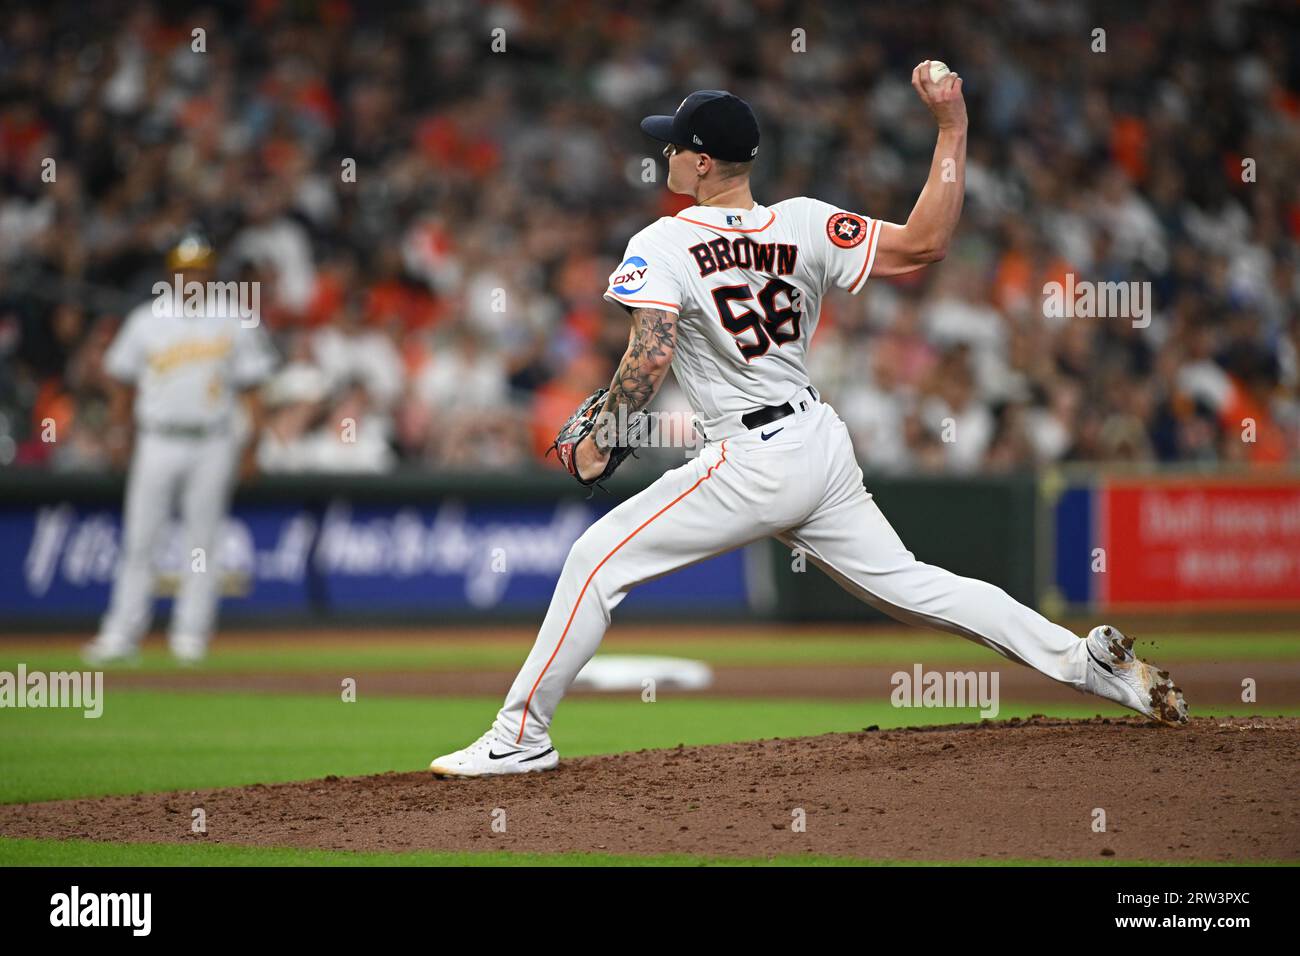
left=488, top=748, right=526, bottom=760
left=1086, top=644, right=1114, bottom=675
left=760, top=428, right=784, bottom=441
left=520, top=747, right=556, bottom=762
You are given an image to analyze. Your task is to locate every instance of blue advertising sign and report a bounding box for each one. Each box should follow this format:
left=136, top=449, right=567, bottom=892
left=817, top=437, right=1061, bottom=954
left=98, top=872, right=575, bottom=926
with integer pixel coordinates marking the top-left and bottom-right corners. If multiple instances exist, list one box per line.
left=0, top=498, right=750, bottom=619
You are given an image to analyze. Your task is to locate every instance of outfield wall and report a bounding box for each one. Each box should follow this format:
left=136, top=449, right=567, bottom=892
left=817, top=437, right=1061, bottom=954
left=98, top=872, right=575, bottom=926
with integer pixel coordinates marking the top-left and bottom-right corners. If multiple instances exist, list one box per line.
left=0, top=467, right=1296, bottom=628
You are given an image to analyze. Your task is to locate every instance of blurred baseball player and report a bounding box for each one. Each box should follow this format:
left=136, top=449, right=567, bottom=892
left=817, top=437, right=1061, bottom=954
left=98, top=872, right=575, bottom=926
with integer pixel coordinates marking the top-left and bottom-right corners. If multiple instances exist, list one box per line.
left=431, top=63, right=1188, bottom=777
left=82, top=233, right=277, bottom=665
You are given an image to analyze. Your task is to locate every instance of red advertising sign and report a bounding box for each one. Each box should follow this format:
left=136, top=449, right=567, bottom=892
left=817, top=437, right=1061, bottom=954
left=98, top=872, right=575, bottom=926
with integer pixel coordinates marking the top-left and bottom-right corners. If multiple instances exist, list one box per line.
left=1100, top=478, right=1300, bottom=609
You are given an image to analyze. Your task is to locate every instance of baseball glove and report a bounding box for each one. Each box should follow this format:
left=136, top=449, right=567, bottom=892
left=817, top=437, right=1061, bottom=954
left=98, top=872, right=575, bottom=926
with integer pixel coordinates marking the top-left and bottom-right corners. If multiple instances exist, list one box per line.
left=549, top=387, right=643, bottom=489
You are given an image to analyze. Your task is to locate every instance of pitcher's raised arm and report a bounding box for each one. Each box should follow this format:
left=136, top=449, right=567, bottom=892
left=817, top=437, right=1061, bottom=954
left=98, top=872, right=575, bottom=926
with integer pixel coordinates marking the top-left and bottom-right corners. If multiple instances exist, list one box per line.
left=873, top=60, right=967, bottom=277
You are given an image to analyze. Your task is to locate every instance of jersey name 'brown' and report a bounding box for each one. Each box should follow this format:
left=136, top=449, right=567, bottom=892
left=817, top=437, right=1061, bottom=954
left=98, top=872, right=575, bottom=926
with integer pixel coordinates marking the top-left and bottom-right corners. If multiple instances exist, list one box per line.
left=688, top=238, right=798, bottom=278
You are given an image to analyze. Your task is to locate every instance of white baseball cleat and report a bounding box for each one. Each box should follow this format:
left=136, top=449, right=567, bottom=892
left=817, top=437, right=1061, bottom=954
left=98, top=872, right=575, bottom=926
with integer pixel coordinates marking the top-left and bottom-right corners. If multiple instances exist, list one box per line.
left=1083, top=625, right=1188, bottom=725
left=430, top=730, right=560, bottom=778
left=168, top=634, right=208, bottom=666
left=81, top=635, right=138, bottom=666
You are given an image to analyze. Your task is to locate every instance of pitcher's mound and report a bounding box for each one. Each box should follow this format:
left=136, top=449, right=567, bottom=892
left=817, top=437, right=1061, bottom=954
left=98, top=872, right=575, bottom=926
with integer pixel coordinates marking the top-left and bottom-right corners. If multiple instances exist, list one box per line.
left=2, top=717, right=1296, bottom=862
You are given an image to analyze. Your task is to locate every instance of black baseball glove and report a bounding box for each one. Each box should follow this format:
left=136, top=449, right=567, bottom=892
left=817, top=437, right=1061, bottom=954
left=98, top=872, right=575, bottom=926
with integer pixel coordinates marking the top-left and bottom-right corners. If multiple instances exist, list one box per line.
left=550, top=387, right=643, bottom=489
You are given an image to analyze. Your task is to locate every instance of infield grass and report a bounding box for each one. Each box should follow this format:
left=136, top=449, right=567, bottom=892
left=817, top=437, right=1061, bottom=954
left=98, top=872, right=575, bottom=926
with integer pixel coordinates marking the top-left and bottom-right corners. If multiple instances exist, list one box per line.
left=1, top=836, right=1289, bottom=867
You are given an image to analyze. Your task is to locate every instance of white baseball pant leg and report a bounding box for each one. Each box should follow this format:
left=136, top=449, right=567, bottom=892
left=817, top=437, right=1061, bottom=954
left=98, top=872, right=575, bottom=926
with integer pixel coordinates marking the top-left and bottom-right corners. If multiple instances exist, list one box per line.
left=493, top=397, right=1087, bottom=748
left=98, top=433, right=186, bottom=648
left=494, top=423, right=824, bottom=747
left=171, top=433, right=240, bottom=646
left=776, top=405, right=1088, bottom=685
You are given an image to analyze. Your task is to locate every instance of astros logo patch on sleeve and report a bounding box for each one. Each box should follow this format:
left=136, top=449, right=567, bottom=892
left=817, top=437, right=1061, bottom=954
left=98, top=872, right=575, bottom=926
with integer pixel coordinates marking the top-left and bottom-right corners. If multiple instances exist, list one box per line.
left=826, top=212, right=868, bottom=248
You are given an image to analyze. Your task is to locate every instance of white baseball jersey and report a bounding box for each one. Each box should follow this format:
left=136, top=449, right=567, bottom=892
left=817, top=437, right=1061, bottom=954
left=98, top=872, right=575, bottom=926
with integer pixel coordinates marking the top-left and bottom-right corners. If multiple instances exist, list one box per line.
left=105, top=301, right=278, bottom=430
left=603, top=198, right=882, bottom=434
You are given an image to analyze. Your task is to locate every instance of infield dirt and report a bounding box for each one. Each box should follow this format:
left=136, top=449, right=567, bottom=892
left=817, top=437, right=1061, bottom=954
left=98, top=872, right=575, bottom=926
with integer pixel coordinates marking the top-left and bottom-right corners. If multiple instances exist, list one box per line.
left=2, top=716, right=1296, bottom=862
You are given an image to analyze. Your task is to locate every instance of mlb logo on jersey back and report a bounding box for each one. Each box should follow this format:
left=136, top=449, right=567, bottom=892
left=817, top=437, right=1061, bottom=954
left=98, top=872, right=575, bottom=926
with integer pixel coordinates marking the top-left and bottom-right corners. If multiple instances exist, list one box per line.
left=827, top=212, right=868, bottom=249
left=610, top=255, right=649, bottom=295
left=726, top=214, right=744, bottom=226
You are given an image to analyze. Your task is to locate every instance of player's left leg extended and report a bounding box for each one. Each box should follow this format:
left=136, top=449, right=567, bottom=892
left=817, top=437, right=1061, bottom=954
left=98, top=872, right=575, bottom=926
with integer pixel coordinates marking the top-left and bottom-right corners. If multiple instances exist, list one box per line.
left=777, top=402, right=1187, bottom=724
left=779, top=496, right=1088, bottom=683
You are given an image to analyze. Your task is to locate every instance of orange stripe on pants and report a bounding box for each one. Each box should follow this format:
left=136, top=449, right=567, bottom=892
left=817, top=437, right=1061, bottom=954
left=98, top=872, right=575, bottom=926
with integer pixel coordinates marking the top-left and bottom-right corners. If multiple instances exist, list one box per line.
left=516, top=441, right=729, bottom=743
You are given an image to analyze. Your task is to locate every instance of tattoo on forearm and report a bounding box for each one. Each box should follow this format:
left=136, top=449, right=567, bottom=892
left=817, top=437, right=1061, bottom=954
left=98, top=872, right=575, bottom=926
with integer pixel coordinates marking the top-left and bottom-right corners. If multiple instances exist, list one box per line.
left=595, top=307, right=676, bottom=451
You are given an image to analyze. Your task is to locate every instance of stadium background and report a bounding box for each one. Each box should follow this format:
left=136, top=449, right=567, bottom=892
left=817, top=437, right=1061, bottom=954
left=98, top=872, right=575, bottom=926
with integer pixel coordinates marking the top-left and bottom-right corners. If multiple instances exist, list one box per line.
left=0, top=0, right=1298, bottom=866
left=2, top=0, right=1298, bottom=624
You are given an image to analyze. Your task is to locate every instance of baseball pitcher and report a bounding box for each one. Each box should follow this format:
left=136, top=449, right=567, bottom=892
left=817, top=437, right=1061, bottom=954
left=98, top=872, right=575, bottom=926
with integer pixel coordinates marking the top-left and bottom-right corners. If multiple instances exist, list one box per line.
left=431, top=64, right=1187, bottom=776
left=83, top=234, right=277, bottom=665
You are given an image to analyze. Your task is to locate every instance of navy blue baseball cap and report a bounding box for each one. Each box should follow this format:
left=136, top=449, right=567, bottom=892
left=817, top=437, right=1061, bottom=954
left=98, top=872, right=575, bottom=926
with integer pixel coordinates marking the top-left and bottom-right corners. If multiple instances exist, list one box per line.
left=641, top=90, right=760, bottom=162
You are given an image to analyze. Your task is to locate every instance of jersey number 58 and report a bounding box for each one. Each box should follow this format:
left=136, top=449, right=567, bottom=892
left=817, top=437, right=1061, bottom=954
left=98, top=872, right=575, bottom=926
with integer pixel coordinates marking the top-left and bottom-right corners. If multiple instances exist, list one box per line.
left=711, top=278, right=803, bottom=361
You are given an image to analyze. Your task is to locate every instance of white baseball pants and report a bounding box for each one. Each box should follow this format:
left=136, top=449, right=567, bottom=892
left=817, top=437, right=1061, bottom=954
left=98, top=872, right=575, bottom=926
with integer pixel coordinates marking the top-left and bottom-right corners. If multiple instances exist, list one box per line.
left=98, top=430, right=240, bottom=650
left=494, top=391, right=1089, bottom=747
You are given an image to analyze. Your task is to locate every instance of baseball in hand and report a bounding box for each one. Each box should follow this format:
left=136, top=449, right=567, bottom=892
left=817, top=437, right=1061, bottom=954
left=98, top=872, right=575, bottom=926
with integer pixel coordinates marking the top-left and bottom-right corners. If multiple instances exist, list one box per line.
left=929, top=60, right=951, bottom=84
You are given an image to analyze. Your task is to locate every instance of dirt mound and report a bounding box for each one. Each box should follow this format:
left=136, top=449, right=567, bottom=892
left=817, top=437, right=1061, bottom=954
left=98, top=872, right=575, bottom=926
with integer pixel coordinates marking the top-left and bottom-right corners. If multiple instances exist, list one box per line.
left=2, top=716, right=1296, bottom=862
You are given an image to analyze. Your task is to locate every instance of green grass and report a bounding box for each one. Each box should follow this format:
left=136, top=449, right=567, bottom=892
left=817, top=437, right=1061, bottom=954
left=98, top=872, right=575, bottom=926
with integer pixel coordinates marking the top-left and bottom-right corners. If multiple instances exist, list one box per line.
left=1, top=690, right=1292, bottom=805
left=1, top=627, right=1295, bottom=867
left=1, top=837, right=1289, bottom=867
left=3, top=630, right=1297, bottom=673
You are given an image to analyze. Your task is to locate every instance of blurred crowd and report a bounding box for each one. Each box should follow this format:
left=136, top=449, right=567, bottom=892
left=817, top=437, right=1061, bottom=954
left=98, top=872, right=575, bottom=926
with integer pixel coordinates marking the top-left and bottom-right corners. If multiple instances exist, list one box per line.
left=1, top=0, right=1298, bottom=475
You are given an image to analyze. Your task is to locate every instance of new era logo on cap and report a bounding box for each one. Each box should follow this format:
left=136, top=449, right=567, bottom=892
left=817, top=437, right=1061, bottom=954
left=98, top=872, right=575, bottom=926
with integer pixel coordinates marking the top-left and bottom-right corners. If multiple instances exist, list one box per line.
left=641, top=91, right=760, bottom=163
